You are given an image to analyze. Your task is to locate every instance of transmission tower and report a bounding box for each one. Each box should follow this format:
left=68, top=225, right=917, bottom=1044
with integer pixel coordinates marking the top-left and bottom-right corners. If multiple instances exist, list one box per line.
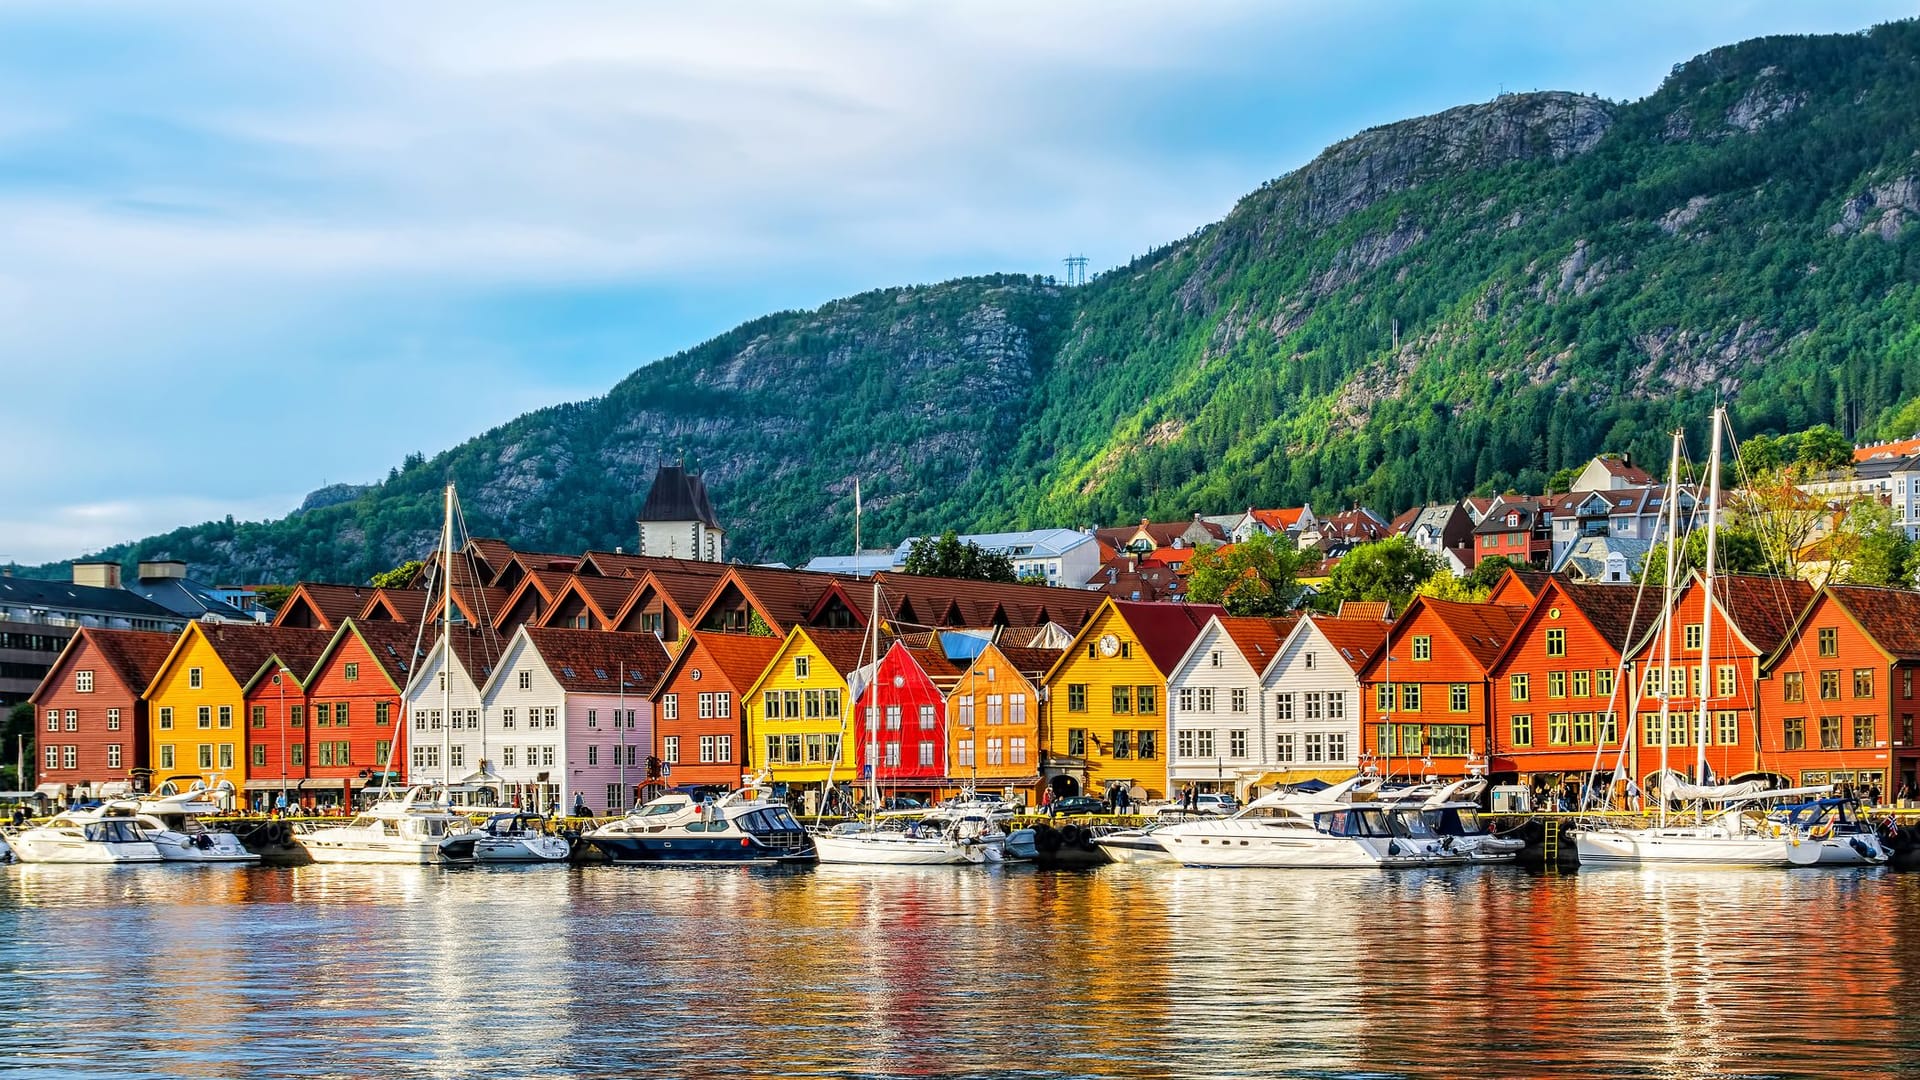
left=1062, top=254, right=1088, bottom=287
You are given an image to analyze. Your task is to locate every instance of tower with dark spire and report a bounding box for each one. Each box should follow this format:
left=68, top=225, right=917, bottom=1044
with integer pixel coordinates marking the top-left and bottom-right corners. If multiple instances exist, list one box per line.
left=637, top=462, right=725, bottom=562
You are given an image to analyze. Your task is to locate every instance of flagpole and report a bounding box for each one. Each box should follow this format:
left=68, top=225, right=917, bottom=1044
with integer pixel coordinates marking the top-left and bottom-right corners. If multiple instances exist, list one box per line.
left=854, top=478, right=862, bottom=560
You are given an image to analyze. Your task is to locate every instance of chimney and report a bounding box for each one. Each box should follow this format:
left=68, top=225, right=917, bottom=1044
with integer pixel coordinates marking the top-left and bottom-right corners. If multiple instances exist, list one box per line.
left=73, top=561, right=122, bottom=589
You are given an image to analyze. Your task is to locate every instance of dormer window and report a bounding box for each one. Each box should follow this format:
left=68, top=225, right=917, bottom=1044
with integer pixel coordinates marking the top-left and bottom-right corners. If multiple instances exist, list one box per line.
left=1505, top=512, right=1520, bottom=528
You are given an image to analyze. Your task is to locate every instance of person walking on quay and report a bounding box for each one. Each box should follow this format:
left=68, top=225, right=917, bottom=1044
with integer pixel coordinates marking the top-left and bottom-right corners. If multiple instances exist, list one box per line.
left=1625, top=778, right=1642, bottom=812
left=573, top=792, right=589, bottom=819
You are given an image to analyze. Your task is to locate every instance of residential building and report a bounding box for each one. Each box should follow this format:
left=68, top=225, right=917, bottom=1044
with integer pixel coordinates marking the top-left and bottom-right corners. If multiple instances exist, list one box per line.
left=1228, top=506, right=1317, bottom=545
left=653, top=631, right=785, bottom=791
left=1041, top=599, right=1225, bottom=801
left=1300, top=508, right=1391, bottom=556
left=1570, top=453, right=1656, bottom=492
left=1085, top=554, right=1188, bottom=603
left=402, top=628, right=505, bottom=794
left=805, top=529, right=1102, bottom=586
left=856, top=641, right=962, bottom=804
left=1166, top=615, right=1294, bottom=795
left=1800, top=453, right=1920, bottom=541
left=944, top=640, right=1057, bottom=803
left=1263, top=615, right=1388, bottom=787
left=0, top=564, right=185, bottom=706
left=277, top=619, right=421, bottom=810
left=1356, top=596, right=1523, bottom=781
left=741, top=626, right=868, bottom=813
left=1391, top=503, right=1474, bottom=575
left=636, top=463, right=725, bottom=562
left=1094, top=517, right=1227, bottom=569
left=1757, top=584, right=1920, bottom=794
left=1486, top=578, right=1647, bottom=784
left=28, top=627, right=174, bottom=800
left=1469, top=499, right=1550, bottom=567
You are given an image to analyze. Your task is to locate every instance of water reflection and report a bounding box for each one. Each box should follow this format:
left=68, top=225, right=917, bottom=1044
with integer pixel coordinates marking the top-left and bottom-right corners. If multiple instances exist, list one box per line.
left=2, top=863, right=1916, bottom=1078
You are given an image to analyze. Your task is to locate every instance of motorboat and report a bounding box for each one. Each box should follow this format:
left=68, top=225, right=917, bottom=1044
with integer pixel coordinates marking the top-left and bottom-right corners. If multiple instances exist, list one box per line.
left=1772, top=796, right=1889, bottom=866
left=1377, top=778, right=1523, bottom=863
left=119, top=781, right=259, bottom=864
left=585, top=785, right=815, bottom=864
left=472, top=813, right=572, bottom=863
left=814, top=808, right=1002, bottom=866
left=8, top=809, right=163, bottom=864
left=297, top=786, right=477, bottom=864
left=1093, top=824, right=1180, bottom=864
left=1154, top=787, right=1471, bottom=869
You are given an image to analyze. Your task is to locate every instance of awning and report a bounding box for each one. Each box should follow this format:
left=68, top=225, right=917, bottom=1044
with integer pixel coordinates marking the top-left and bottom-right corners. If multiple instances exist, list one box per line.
left=34, top=783, right=66, bottom=798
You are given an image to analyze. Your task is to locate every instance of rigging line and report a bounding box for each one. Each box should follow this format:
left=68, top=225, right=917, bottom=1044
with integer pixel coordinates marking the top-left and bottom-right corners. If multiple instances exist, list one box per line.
left=1577, top=484, right=1667, bottom=814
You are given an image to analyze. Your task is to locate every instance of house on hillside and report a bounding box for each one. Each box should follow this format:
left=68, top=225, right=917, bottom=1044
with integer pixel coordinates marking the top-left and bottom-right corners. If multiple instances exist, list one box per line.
left=636, top=463, right=725, bottom=563
left=1570, top=454, right=1656, bottom=492
left=1229, top=506, right=1318, bottom=546
left=1391, top=503, right=1474, bottom=574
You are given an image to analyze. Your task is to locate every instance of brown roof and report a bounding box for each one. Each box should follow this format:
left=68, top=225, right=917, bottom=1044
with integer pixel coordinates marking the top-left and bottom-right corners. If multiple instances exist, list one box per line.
left=36, top=627, right=179, bottom=703
left=678, top=631, right=786, bottom=693
left=1702, top=573, right=1815, bottom=659
left=1309, top=616, right=1389, bottom=673
left=579, top=551, right=729, bottom=581
left=697, top=565, right=857, bottom=635
left=992, top=644, right=1064, bottom=677
left=1594, top=455, right=1657, bottom=485
left=465, top=537, right=517, bottom=580
left=801, top=627, right=882, bottom=678
left=1336, top=600, right=1392, bottom=621
left=1395, top=596, right=1523, bottom=672
left=1216, top=616, right=1295, bottom=671
left=904, top=644, right=966, bottom=685
left=440, top=624, right=510, bottom=688
left=1554, top=582, right=1653, bottom=652
left=273, top=582, right=375, bottom=629
left=520, top=626, right=672, bottom=695
left=573, top=575, right=644, bottom=620
left=188, top=623, right=335, bottom=691
left=321, top=619, right=431, bottom=687
left=869, top=571, right=1104, bottom=630
left=1110, top=600, right=1229, bottom=675
left=1819, top=585, right=1920, bottom=661
left=361, top=587, right=428, bottom=623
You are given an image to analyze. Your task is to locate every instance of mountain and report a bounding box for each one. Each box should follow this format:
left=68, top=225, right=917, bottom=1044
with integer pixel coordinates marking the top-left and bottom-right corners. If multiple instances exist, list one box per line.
left=29, top=19, right=1920, bottom=585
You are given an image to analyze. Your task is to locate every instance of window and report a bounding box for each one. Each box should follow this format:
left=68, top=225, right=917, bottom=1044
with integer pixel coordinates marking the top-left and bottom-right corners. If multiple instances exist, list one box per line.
left=1194, top=729, right=1214, bottom=757
left=606, top=784, right=623, bottom=813
left=1571, top=670, right=1591, bottom=698
left=1305, top=653, right=1316, bottom=671
left=450, top=745, right=466, bottom=768
left=291, top=744, right=304, bottom=766
left=1009, top=737, right=1027, bottom=764
left=1112, top=730, right=1133, bottom=760
left=883, top=742, right=900, bottom=767
left=198, top=743, right=213, bottom=769
left=1644, top=669, right=1661, bottom=699
left=44, top=709, right=57, bottom=732
left=1398, top=724, right=1423, bottom=755
left=159, top=706, right=174, bottom=731
left=1784, top=672, right=1804, bottom=702
left=885, top=706, right=902, bottom=731
left=1328, top=693, right=1345, bottom=720
left=1818, top=628, right=1839, bottom=658
left=1137, top=686, right=1157, bottom=715
left=316, top=703, right=332, bottom=727
left=106, top=709, right=120, bottom=731
left=663, top=736, right=680, bottom=763
left=502, top=746, right=516, bottom=767
left=189, top=667, right=203, bottom=690
left=1511, top=714, right=1533, bottom=747
left=700, top=736, right=716, bottom=763
left=1430, top=725, right=1470, bottom=756
left=159, top=745, right=175, bottom=770
left=1710, top=710, right=1736, bottom=746
left=58, top=745, right=75, bottom=770
left=1305, top=732, right=1325, bottom=763
left=63, top=710, right=77, bottom=731
left=1229, top=729, right=1247, bottom=757
left=107, top=744, right=122, bottom=769
left=957, top=739, right=975, bottom=767
left=1548, top=713, right=1570, bottom=745
left=1855, top=669, right=1875, bottom=699
left=1669, top=668, right=1687, bottom=698
left=1510, top=674, right=1529, bottom=702
left=1230, top=688, right=1247, bottom=714
left=794, top=655, right=810, bottom=678
left=923, top=741, right=939, bottom=767
left=337, top=701, right=351, bottom=726
left=1855, top=715, right=1876, bottom=749
left=586, top=708, right=597, bottom=729
left=1596, top=669, right=1615, bottom=697
left=518, top=670, right=532, bottom=691
left=717, top=735, right=732, bottom=761
left=1573, top=712, right=1595, bottom=744
left=76, top=670, right=94, bottom=693
left=1276, top=733, right=1295, bottom=762
left=698, top=693, right=714, bottom=720
left=1193, top=687, right=1214, bottom=713
left=1598, top=712, right=1619, bottom=745
left=662, top=695, right=678, bottom=720
left=1411, top=636, right=1432, bottom=661
left=1546, top=628, right=1567, bottom=658
left=1276, top=693, right=1294, bottom=721
left=1010, top=694, right=1027, bottom=725
left=1400, top=684, right=1421, bottom=712
left=1449, top=684, right=1470, bottom=712
left=1328, top=731, right=1348, bottom=760
left=1548, top=672, right=1566, bottom=699
left=197, top=706, right=211, bottom=730
left=1819, top=715, right=1842, bottom=750
left=1820, top=671, right=1841, bottom=701
left=1067, top=728, right=1086, bottom=756
left=1907, top=669, right=1914, bottom=700
left=1305, top=693, right=1324, bottom=721
left=920, top=705, right=937, bottom=731
left=1176, top=729, right=1194, bottom=758
left=1068, top=684, right=1087, bottom=713
left=1112, top=686, right=1133, bottom=714
left=344, top=662, right=358, bottom=682
left=1178, top=687, right=1194, bottom=712
left=1138, top=730, right=1157, bottom=760
left=1377, top=684, right=1392, bottom=713
left=1683, top=623, right=1702, bottom=651
left=251, top=706, right=266, bottom=729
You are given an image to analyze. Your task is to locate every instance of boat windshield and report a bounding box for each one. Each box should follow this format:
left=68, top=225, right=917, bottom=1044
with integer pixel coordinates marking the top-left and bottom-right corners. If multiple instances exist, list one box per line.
left=83, top=820, right=146, bottom=844
left=635, top=800, right=688, bottom=818
left=739, top=808, right=805, bottom=834
left=1424, top=807, right=1485, bottom=836
left=1316, top=809, right=1394, bottom=837
left=1387, top=811, right=1438, bottom=839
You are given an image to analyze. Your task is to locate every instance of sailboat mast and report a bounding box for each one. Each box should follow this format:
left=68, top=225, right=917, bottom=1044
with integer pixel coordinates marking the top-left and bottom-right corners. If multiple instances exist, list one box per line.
left=1694, top=407, right=1725, bottom=817
left=866, top=579, right=880, bottom=812
left=442, top=483, right=454, bottom=792
left=1657, top=430, right=1683, bottom=827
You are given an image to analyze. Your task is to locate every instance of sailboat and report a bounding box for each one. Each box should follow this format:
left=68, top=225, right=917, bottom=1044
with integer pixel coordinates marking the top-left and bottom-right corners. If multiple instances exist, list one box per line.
left=1570, top=409, right=1887, bottom=868
left=812, top=581, right=996, bottom=866
left=296, top=484, right=478, bottom=864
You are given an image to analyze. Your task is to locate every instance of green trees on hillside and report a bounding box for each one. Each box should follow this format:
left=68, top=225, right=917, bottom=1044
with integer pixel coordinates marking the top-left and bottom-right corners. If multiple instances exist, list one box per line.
left=1185, top=533, right=1306, bottom=615
left=901, top=532, right=1017, bottom=583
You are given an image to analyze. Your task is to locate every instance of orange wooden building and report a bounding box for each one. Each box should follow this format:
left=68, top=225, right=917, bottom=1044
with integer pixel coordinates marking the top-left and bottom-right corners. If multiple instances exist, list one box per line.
left=1487, top=578, right=1649, bottom=784
left=1356, top=596, right=1521, bottom=781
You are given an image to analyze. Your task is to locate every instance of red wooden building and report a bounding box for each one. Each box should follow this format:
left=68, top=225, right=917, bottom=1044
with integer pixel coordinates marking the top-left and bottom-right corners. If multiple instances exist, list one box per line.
left=1487, top=578, right=1648, bottom=784
left=1756, top=584, right=1920, bottom=798
left=29, top=627, right=176, bottom=798
left=235, top=629, right=336, bottom=811
left=652, top=631, right=784, bottom=788
left=856, top=641, right=963, bottom=802
left=291, top=619, right=422, bottom=808
left=1356, top=596, right=1521, bottom=781
left=1625, top=571, right=1813, bottom=786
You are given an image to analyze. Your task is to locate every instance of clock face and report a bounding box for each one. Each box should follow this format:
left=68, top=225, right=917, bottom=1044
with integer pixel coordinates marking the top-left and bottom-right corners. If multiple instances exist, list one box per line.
left=1098, top=633, right=1121, bottom=657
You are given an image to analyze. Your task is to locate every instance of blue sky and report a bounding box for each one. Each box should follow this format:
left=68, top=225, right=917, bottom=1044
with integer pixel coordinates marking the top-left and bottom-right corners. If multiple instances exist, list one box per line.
left=2, top=0, right=1911, bottom=565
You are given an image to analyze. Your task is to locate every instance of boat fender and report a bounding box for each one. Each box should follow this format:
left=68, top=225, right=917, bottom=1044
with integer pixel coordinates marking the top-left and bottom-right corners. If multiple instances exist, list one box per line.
left=1851, top=836, right=1876, bottom=860
left=1387, top=841, right=1403, bottom=858
left=1059, top=825, right=1081, bottom=846
left=742, top=837, right=752, bottom=848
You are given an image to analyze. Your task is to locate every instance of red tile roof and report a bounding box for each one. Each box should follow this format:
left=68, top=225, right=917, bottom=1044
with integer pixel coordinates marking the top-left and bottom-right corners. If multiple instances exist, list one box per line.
left=1216, top=616, right=1296, bottom=671
left=1856, top=436, right=1920, bottom=462
left=273, top=582, right=375, bottom=629
left=682, top=631, right=786, bottom=691
left=361, top=587, right=428, bottom=623
left=521, top=627, right=672, bottom=695
left=190, top=623, right=335, bottom=691
left=1821, top=585, right=1920, bottom=661
left=1336, top=600, right=1392, bottom=621
left=1403, top=596, right=1524, bottom=671
left=1250, top=507, right=1308, bottom=532
left=1309, top=616, right=1389, bottom=673
left=1110, top=600, right=1229, bottom=675
left=992, top=644, right=1065, bottom=677
left=40, top=627, right=178, bottom=703
left=1702, top=573, right=1816, bottom=658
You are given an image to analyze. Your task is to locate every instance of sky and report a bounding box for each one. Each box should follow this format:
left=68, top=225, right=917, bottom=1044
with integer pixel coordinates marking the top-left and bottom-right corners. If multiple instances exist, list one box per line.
left=2, top=0, right=1912, bottom=565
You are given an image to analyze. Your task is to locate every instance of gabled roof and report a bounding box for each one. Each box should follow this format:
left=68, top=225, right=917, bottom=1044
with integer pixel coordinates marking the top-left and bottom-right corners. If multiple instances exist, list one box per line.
left=360, top=587, right=427, bottom=624
left=638, top=464, right=722, bottom=528
left=30, top=627, right=178, bottom=706
left=1249, top=507, right=1309, bottom=532
left=535, top=574, right=641, bottom=630
left=1488, top=578, right=1654, bottom=674
left=1215, top=616, right=1296, bottom=672
left=1317, top=508, right=1390, bottom=541
left=691, top=565, right=856, bottom=636
left=271, top=582, right=374, bottom=630
left=515, top=626, right=672, bottom=696
left=1592, top=455, right=1657, bottom=485
left=1106, top=599, right=1229, bottom=676
left=464, top=537, right=517, bottom=581
left=146, top=622, right=333, bottom=697
left=1763, top=584, right=1920, bottom=670
left=495, top=568, right=574, bottom=628
left=1856, top=436, right=1920, bottom=462
left=576, top=550, right=728, bottom=581
left=868, top=571, right=1104, bottom=631
left=1360, top=596, right=1522, bottom=680
left=1336, top=600, right=1392, bottom=621
left=304, top=618, right=429, bottom=689
left=410, top=625, right=511, bottom=696
left=1472, top=499, right=1545, bottom=535
left=1629, top=571, right=1814, bottom=661
left=1486, top=568, right=1554, bottom=609
left=901, top=642, right=967, bottom=687
left=988, top=643, right=1065, bottom=679
left=1307, top=616, right=1390, bottom=674
left=661, top=630, right=786, bottom=694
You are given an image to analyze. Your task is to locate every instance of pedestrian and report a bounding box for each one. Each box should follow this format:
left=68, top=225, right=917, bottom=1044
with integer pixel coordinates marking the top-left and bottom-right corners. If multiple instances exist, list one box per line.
left=9, top=804, right=24, bottom=827
left=1626, top=778, right=1642, bottom=812
left=573, top=792, right=589, bottom=818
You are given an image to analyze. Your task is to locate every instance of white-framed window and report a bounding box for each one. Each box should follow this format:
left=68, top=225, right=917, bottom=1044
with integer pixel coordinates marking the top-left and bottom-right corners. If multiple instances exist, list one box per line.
left=957, top=739, right=975, bottom=767
left=1176, top=729, right=1195, bottom=758
left=105, top=707, right=121, bottom=730
left=1010, top=694, right=1027, bottom=725
left=586, top=709, right=597, bottom=728
left=502, top=746, right=516, bottom=767
left=1276, top=734, right=1294, bottom=762
left=1195, top=729, right=1214, bottom=756
left=983, top=738, right=1001, bottom=765
left=189, top=667, right=203, bottom=689
left=1305, top=733, right=1325, bottom=763
left=76, top=670, right=94, bottom=693
left=920, top=741, right=937, bottom=767
left=159, top=745, right=175, bottom=769
left=700, top=735, right=716, bottom=763
left=519, top=670, right=532, bottom=691
left=63, top=710, right=77, bottom=732
left=1231, top=688, right=1247, bottom=713
left=883, top=742, right=901, bottom=767
left=794, top=655, right=810, bottom=678
left=716, top=735, right=732, bottom=761
left=197, top=706, right=211, bottom=729
left=886, top=706, right=901, bottom=731
left=957, top=696, right=975, bottom=728
left=1275, top=693, right=1294, bottom=721
left=219, top=705, right=233, bottom=729
left=61, top=745, right=77, bottom=769
left=543, top=707, right=558, bottom=729
left=1229, top=730, right=1247, bottom=757
left=44, top=710, right=57, bottom=731
left=1009, top=737, right=1027, bottom=764
left=588, top=745, right=599, bottom=765
left=661, top=694, right=678, bottom=721
left=1328, top=693, right=1346, bottom=720
left=920, top=705, right=937, bottom=730
left=450, top=744, right=466, bottom=768
left=541, top=746, right=555, bottom=767
left=106, top=744, right=121, bottom=768
left=1328, top=732, right=1348, bottom=761
left=1305, top=693, right=1323, bottom=721
left=43, top=746, right=56, bottom=770
left=663, top=736, right=679, bottom=764
left=1178, top=688, right=1194, bottom=711
left=1197, top=688, right=1215, bottom=712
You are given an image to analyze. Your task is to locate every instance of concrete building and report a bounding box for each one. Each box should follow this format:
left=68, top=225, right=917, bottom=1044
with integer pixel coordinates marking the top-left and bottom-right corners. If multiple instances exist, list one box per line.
left=0, top=566, right=188, bottom=706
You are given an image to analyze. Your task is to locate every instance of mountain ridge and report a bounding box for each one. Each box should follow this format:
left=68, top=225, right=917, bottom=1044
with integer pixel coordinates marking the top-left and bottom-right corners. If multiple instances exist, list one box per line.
left=24, top=18, right=1920, bottom=585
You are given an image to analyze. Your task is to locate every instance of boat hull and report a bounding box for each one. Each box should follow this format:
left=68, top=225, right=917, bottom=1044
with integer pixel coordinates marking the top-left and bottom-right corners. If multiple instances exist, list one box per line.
left=588, top=835, right=816, bottom=864
left=149, top=831, right=259, bottom=864
left=9, top=835, right=163, bottom=864
left=1094, top=831, right=1180, bottom=865
left=473, top=836, right=572, bottom=863
left=813, top=832, right=986, bottom=865
left=1785, top=833, right=1888, bottom=866
left=1572, top=828, right=1791, bottom=867
left=300, top=835, right=450, bottom=864
left=1158, top=829, right=1464, bottom=869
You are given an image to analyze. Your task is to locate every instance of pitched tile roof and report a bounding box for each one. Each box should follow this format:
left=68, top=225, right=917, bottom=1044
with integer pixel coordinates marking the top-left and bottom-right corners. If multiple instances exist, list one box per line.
left=361, top=587, right=428, bottom=623
left=1216, top=616, right=1296, bottom=671
left=1309, top=616, right=1389, bottom=673
left=1408, top=596, right=1524, bottom=671
left=1111, top=600, right=1229, bottom=675
left=190, top=623, right=335, bottom=691
left=1823, top=585, right=1920, bottom=661
left=272, top=582, right=375, bottom=629
left=869, top=571, right=1104, bottom=630
left=682, top=631, right=786, bottom=691
left=521, top=626, right=673, bottom=695
left=39, top=627, right=179, bottom=703
left=1336, top=600, right=1392, bottom=621
left=1250, top=507, right=1308, bottom=532
left=1701, top=573, right=1815, bottom=658
left=802, top=627, right=883, bottom=678
left=992, top=644, right=1065, bottom=677
left=1553, top=581, right=1655, bottom=652
left=336, top=619, right=432, bottom=686
left=699, top=565, right=856, bottom=635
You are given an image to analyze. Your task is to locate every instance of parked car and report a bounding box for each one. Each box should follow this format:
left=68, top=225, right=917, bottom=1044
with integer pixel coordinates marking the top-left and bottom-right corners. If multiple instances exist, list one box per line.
left=880, top=796, right=924, bottom=811
left=1046, top=795, right=1109, bottom=817
left=1156, top=793, right=1240, bottom=817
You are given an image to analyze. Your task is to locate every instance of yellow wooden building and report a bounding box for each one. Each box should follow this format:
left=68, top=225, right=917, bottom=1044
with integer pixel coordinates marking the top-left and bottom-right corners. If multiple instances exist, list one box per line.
left=143, top=623, right=330, bottom=802
left=740, top=626, right=868, bottom=811
left=1041, top=598, right=1223, bottom=801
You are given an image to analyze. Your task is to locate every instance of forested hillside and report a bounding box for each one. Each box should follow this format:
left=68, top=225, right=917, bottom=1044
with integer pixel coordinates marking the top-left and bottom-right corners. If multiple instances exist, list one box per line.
left=33, top=20, right=1920, bottom=585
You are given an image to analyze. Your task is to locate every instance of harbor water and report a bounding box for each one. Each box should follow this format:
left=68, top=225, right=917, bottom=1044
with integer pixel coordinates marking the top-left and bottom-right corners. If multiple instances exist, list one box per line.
left=3, top=863, right=1917, bottom=1079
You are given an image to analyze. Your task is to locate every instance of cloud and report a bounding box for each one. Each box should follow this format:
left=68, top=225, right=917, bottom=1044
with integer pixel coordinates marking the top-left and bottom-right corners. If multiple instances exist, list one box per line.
left=0, top=496, right=302, bottom=569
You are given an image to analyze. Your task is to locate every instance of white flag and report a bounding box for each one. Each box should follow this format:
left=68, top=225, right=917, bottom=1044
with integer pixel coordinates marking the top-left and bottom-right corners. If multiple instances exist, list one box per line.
left=855, top=478, right=861, bottom=516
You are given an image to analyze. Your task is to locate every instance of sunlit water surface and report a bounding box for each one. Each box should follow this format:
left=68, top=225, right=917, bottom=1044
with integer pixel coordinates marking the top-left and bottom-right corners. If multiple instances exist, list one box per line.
left=2, top=862, right=1916, bottom=1079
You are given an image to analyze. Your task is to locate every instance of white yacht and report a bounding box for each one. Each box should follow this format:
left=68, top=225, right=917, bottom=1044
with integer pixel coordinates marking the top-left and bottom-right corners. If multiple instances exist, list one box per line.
left=1575, top=781, right=1886, bottom=867
left=585, top=786, right=815, bottom=864
left=1378, top=778, right=1524, bottom=863
left=814, top=809, right=1001, bottom=866
left=9, top=809, right=163, bottom=864
left=1093, top=824, right=1180, bottom=864
left=1154, top=786, right=1471, bottom=869
left=121, top=781, right=259, bottom=864
left=297, top=786, right=477, bottom=864
left=472, top=812, right=572, bottom=863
